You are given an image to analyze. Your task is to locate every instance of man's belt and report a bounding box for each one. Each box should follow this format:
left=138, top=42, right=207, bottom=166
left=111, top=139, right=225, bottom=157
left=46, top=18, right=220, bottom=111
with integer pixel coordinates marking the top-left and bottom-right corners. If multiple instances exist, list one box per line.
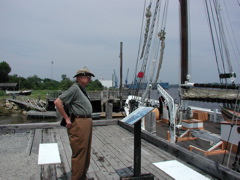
left=73, top=114, right=92, bottom=118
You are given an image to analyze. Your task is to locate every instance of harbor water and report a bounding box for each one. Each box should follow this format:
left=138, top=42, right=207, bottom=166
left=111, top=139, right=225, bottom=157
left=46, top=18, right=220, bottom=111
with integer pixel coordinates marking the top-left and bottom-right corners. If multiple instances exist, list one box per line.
left=158, top=87, right=221, bottom=110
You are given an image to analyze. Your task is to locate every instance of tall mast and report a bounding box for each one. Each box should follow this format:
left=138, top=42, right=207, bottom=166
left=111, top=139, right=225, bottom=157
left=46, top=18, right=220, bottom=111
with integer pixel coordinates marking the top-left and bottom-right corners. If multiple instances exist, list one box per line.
left=119, top=42, right=123, bottom=109
left=180, top=0, right=189, bottom=84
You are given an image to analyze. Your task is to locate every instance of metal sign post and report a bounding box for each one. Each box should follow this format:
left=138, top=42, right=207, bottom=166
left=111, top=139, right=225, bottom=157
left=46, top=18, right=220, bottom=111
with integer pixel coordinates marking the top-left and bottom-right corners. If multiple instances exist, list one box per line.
left=117, top=107, right=155, bottom=180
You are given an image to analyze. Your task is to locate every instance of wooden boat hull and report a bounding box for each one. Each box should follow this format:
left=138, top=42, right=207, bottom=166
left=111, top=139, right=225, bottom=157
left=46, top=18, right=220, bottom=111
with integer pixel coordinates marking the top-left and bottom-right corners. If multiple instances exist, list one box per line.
left=6, top=90, right=32, bottom=96
left=220, top=106, right=240, bottom=122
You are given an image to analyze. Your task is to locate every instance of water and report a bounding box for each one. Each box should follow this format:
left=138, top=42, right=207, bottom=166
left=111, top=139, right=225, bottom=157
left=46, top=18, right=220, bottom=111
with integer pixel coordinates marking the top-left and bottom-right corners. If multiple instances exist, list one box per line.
left=0, top=87, right=222, bottom=125
left=0, top=113, right=59, bottom=125
left=151, top=87, right=221, bottom=111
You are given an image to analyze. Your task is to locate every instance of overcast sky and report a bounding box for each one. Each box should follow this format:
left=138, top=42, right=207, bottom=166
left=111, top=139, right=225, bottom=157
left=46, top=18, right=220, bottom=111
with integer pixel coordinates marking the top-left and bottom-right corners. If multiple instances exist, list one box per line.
left=0, top=0, right=240, bottom=84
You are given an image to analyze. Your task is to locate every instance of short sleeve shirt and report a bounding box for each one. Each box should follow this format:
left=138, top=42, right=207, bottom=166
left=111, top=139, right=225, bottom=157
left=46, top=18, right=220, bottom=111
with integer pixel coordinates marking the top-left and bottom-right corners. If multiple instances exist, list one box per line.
left=59, top=83, right=92, bottom=115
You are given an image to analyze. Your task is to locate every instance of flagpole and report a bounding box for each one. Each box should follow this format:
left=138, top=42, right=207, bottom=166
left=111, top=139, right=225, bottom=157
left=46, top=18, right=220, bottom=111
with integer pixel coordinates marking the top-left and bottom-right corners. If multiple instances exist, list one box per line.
left=51, top=61, right=54, bottom=79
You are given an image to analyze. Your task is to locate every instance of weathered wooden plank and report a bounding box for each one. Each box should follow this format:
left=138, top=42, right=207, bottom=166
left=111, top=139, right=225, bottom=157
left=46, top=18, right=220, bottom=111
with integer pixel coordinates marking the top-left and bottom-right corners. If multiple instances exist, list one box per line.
left=41, top=129, right=57, bottom=180
left=58, top=128, right=72, bottom=164
left=92, top=119, right=118, bottom=126
left=26, top=129, right=35, bottom=155
left=41, top=165, right=57, bottom=180
left=0, top=122, right=60, bottom=129
left=97, top=126, right=154, bottom=177
left=99, top=125, right=174, bottom=180
left=30, top=129, right=42, bottom=155
left=92, top=125, right=130, bottom=179
left=52, top=128, right=71, bottom=179
left=91, top=133, right=121, bottom=179
left=93, top=126, right=133, bottom=167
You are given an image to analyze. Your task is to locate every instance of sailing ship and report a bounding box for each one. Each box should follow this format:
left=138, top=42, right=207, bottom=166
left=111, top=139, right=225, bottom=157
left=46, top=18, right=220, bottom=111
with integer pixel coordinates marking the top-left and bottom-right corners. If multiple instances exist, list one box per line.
left=124, top=0, right=240, bottom=173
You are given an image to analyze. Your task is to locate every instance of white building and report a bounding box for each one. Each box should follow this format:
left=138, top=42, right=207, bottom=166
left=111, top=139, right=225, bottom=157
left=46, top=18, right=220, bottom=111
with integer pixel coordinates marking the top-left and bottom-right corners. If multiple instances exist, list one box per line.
left=99, top=80, right=113, bottom=88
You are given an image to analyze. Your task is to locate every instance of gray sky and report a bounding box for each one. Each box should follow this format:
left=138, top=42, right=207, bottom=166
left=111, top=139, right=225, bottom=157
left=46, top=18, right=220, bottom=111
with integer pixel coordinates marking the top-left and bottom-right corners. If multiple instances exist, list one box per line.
left=0, top=0, right=240, bottom=84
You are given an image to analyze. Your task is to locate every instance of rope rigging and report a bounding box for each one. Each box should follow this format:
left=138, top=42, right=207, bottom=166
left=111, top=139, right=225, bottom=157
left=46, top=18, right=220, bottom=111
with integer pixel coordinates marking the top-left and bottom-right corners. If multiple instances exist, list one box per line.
left=204, top=0, right=238, bottom=84
left=154, top=0, right=169, bottom=87
left=132, top=0, right=161, bottom=96
left=140, top=4, right=152, bottom=59
left=132, top=0, right=169, bottom=98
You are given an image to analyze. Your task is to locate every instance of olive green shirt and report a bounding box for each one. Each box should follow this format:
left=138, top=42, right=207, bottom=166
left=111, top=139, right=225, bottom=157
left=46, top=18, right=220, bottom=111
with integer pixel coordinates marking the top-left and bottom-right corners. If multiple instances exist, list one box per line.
left=59, top=83, right=92, bottom=115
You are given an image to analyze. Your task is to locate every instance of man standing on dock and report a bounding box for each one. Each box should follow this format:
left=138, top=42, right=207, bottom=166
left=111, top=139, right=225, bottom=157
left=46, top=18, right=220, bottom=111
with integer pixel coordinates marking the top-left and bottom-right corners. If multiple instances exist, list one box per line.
left=54, top=67, right=95, bottom=180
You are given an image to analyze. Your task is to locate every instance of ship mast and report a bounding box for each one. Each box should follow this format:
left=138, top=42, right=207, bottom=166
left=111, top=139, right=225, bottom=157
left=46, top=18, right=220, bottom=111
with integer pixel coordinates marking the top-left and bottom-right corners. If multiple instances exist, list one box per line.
left=180, top=0, right=189, bottom=84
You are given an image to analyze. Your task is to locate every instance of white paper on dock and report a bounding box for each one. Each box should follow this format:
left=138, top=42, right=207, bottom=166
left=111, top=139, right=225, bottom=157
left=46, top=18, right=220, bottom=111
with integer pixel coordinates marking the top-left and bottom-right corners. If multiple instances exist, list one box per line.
left=38, top=143, right=61, bottom=165
left=153, top=160, right=209, bottom=180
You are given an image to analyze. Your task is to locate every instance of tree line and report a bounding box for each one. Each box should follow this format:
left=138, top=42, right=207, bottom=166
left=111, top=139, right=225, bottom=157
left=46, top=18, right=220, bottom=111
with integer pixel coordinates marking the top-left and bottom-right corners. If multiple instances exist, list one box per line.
left=0, top=61, right=104, bottom=91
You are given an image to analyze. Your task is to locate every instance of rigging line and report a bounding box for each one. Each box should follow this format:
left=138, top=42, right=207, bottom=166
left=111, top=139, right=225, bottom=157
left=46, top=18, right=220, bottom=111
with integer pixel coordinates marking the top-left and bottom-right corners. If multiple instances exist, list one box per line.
left=144, top=0, right=162, bottom=79
left=212, top=0, right=227, bottom=75
left=160, top=0, right=169, bottom=29
left=140, top=3, right=152, bottom=60
left=222, top=0, right=240, bottom=68
left=135, top=0, right=160, bottom=95
left=133, top=0, right=149, bottom=96
left=203, top=0, right=222, bottom=82
left=215, top=1, right=233, bottom=74
left=153, top=0, right=167, bottom=59
left=154, top=0, right=169, bottom=85
left=237, top=0, right=240, bottom=6
left=213, top=0, right=234, bottom=84
left=222, top=86, right=240, bottom=167
left=131, top=0, right=147, bottom=95
left=211, top=0, right=230, bottom=85
left=152, top=0, right=162, bottom=60
left=146, top=0, right=163, bottom=86
left=227, top=86, right=240, bottom=167
left=140, top=0, right=160, bottom=73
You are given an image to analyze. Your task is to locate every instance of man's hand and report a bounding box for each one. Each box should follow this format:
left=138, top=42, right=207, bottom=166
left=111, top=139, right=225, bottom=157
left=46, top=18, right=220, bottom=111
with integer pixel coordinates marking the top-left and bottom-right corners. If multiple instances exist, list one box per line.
left=65, top=118, right=72, bottom=128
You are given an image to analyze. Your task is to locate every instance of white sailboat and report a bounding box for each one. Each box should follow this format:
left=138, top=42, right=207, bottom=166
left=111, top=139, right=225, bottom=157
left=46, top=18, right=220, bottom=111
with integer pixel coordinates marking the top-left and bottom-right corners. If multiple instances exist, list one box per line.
left=124, top=0, right=240, bottom=172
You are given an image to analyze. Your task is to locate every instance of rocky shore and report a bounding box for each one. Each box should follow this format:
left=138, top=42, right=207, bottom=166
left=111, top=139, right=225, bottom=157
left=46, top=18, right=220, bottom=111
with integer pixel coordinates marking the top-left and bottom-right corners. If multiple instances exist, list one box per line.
left=0, top=99, right=27, bottom=116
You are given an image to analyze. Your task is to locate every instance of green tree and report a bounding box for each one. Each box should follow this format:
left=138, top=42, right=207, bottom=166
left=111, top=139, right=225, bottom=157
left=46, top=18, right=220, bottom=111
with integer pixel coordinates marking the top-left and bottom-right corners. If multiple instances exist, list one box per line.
left=19, top=77, right=32, bottom=89
left=41, top=78, right=60, bottom=90
left=8, top=74, right=20, bottom=84
left=27, top=75, right=42, bottom=89
left=86, top=79, right=104, bottom=91
left=59, top=75, right=74, bottom=90
left=0, top=61, right=11, bottom=83
left=61, top=74, right=67, bottom=80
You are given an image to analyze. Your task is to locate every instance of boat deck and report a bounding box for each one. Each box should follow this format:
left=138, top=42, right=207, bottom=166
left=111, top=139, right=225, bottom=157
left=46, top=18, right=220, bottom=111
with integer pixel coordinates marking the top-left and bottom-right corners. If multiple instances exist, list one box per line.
left=0, top=120, right=216, bottom=180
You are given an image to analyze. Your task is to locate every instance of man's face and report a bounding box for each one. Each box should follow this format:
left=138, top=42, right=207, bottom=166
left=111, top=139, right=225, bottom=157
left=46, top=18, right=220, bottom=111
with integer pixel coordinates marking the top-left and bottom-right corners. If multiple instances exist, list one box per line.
left=77, top=76, right=92, bottom=86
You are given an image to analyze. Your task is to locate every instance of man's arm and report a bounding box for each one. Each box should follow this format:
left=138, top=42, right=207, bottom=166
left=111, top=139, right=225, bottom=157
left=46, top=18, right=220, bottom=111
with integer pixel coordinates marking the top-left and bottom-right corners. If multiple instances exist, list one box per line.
left=54, top=98, right=72, bottom=127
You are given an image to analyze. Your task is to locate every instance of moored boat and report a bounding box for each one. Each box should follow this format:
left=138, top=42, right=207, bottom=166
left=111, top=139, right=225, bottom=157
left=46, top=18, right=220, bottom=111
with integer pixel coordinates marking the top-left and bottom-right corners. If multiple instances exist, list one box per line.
left=220, top=105, right=240, bottom=122
left=6, top=90, right=32, bottom=96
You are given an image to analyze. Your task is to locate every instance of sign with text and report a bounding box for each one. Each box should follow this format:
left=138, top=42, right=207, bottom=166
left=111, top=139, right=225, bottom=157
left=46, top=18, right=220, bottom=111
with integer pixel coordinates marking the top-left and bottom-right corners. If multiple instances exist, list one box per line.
left=121, top=106, right=154, bottom=125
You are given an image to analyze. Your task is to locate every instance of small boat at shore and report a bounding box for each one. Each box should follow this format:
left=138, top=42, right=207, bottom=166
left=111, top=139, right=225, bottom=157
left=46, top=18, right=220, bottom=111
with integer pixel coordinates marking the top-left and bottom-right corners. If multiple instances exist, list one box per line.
left=6, top=90, right=32, bottom=96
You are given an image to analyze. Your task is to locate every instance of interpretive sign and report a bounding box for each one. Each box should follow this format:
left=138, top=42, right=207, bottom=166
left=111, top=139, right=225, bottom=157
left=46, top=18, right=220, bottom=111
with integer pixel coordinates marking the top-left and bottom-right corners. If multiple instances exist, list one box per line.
left=121, top=106, right=154, bottom=125
left=118, top=106, right=155, bottom=179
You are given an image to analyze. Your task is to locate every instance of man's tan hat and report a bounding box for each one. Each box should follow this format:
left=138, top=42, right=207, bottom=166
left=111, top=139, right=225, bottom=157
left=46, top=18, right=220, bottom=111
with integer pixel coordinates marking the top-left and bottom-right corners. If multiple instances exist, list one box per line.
left=73, top=66, right=95, bottom=78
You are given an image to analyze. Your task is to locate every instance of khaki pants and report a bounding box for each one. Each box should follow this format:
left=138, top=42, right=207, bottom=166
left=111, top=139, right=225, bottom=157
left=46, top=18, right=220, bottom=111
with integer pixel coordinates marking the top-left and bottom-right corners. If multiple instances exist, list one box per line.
left=67, top=118, right=92, bottom=180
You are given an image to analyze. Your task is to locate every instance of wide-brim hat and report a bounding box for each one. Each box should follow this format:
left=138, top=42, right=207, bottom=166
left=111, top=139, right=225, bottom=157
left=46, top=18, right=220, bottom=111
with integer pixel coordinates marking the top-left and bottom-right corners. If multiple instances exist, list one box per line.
left=73, top=67, right=95, bottom=78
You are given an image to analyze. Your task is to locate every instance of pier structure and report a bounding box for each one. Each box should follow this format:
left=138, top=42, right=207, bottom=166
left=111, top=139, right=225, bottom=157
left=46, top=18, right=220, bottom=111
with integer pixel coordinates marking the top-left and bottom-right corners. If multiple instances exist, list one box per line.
left=46, top=89, right=131, bottom=113
left=0, top=120, right=239, bottom=179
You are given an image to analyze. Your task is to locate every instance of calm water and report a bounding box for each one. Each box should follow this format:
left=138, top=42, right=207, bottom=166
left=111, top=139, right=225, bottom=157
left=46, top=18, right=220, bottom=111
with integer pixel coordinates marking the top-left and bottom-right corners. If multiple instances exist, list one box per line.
left=151, top=87, right=221, bottom=110
left=0, top=114, right=59, bottom=125
left=0, top=87, right=222, bottom=125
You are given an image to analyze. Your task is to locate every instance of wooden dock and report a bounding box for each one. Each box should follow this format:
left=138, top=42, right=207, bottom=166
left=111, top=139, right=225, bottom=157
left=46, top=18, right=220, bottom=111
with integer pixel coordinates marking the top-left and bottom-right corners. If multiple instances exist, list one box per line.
left=0, top=120, right=239, bottom=179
